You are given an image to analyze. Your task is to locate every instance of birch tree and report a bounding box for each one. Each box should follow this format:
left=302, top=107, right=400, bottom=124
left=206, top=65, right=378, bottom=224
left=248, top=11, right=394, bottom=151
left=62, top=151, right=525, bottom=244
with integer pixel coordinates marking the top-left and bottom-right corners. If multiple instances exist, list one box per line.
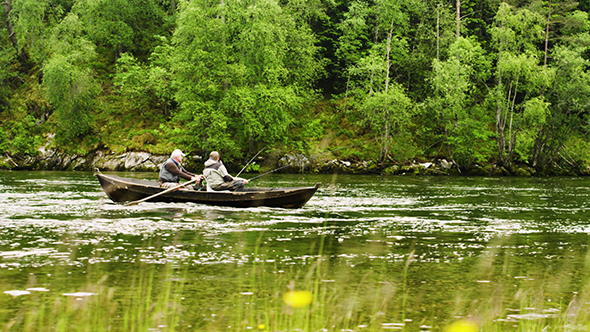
left=42, top=13, right=101, bottom=140
left=171, top=0, right=321, bottom=157
left=533, top=9, right=590, bottom=169
left=429, top=37, right=492, bottom=169
left=337, top=0, right=417, bottom=161
left=490, top=2, right=550, bottom=166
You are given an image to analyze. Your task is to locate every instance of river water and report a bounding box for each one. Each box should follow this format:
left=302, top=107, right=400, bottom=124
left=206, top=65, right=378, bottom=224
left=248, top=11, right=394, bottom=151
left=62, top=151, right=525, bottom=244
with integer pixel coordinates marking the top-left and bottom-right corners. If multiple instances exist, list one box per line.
left=1, top=171, right=590, bottom=331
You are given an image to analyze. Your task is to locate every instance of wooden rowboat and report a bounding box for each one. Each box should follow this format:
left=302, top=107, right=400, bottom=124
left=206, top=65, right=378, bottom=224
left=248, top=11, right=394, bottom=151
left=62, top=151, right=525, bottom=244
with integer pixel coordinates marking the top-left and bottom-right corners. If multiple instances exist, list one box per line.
left=95, top=170, right=320, bottom=208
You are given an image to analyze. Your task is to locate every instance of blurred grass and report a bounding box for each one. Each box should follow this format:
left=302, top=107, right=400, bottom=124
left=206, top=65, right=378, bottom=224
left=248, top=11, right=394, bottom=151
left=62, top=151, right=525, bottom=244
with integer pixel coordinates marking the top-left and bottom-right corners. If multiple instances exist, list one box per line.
left=2, top=235, right=590, bottom=332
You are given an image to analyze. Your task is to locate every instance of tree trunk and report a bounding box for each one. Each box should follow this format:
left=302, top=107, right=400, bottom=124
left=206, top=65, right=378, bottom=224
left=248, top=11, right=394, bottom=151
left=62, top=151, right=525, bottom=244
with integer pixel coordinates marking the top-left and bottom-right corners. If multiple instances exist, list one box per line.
left=369, top=8, right=381, bottom=95
left=437, top=5, right=440, bottom=60
left=495, top=20, right=506, bottom=166
left=383, top=122, right=389, bottom=161
left=532, top=127, right=549, bottom=168
left=456, top=0, right=461, bottom=38
left=544, top=0, right=552, bottom=67
left=4, top=0, right=18, bottom=53
left=3, top=0, right=29, bottom=68
left=385, top=19, right=393, bottom=92
left=496, top=84, right=504, bottom=164
left=507, top=75, right=519, bottom=164
left=381, top=19, right=395, bottom=161
left=343, top=75, right=350, bottom=113
left=220, top=0, right=228, bottom=93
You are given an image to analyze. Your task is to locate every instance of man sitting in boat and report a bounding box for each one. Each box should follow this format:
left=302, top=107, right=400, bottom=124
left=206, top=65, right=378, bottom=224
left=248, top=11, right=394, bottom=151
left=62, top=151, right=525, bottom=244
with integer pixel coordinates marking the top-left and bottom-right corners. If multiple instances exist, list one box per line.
left=203, top=151, right=248, bottom=191
left=159, top=149, right=203, bottom=190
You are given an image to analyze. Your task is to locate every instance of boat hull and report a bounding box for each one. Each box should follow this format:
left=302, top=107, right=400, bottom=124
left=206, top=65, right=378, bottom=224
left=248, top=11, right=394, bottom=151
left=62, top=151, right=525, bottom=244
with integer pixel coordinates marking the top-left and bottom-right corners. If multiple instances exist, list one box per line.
left=96, top=172, right=319, bottom=208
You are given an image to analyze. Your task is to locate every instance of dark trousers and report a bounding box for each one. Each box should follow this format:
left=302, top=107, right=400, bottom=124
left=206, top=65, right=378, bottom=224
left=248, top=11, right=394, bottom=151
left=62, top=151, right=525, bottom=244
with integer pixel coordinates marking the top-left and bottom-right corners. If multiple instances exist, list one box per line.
left=213, top=180, right=246, bottom=191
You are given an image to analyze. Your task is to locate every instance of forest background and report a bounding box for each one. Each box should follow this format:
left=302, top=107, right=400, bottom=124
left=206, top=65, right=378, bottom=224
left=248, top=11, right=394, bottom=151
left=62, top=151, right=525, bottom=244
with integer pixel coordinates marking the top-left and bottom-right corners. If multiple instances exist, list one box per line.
left=2, top=0, right=590, bottom=175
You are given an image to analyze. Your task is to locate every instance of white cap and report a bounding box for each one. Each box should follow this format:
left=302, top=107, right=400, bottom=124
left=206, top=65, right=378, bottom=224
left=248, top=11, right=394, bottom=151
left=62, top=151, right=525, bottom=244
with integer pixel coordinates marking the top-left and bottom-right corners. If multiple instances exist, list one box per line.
left=171, top=149, right=185, bottom=159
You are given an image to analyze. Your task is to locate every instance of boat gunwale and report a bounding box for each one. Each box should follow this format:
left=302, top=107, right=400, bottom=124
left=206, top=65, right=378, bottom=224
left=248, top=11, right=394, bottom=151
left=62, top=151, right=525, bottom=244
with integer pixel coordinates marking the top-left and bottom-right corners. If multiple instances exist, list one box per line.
left=97, top=172, right=318, bottom=193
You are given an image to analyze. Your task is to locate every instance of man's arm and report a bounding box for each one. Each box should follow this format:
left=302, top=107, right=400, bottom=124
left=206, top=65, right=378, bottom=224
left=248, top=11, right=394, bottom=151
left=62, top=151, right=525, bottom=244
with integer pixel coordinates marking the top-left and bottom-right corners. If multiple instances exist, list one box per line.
left=165, top=162, right=193, bottom=181
left=218, top=164, right=233, bottom=182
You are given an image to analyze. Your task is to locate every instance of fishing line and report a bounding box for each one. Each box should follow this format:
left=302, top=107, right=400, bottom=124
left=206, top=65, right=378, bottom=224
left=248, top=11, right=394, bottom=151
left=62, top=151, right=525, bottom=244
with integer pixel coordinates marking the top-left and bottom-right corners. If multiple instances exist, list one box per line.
left=248, top=138, right=379, bottom=182
left=236, top=146, right=266, bottom=178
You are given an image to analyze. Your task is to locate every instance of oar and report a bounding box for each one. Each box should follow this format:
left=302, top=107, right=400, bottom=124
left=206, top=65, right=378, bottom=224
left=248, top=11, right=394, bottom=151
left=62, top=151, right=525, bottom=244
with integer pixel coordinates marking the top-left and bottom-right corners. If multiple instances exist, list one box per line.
left=124, top=178, right=199, bottom=206
left=236, top=146, right=266, bottom=178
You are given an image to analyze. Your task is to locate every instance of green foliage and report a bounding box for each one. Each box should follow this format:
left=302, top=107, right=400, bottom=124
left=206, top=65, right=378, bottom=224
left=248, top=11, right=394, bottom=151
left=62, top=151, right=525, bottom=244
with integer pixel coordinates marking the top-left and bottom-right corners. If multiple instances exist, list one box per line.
left=303, top=118, right=325, bottom=140
left=3, top=0, right=590, bottom=171
left=11, top=0, right=64, bottom=63
left=387, top=131, right=421, bottom=163
left=335, top=0, right=371, bottom=70
left=565, top=136, right=590, bottom=168
left=491, top=2, right=546, bottom=54
left=171, top=0, right=321, bottom=158
left=0, top=126, right=9, bottom=153
left=244, top=162, right=261, bottom=173
left=42, top=13, right=101, bottom=140
left=488, top=2, right=556, bottom=166
left=360, top=85, right=412, bottom=133
left=114, top=48, right=174, bottom=115
left=428, top=36, right=493, bottom=168
left=0, top=115, right=41, bottom=156
left=72, top=0, right=172, bottom=61
left=43, top=54, right=100, bottom=139
left=448, top=116, right=496, bottom=167
left=0, top=49, right=16, bottom=110
left=113, top=53, right=146, bottom=103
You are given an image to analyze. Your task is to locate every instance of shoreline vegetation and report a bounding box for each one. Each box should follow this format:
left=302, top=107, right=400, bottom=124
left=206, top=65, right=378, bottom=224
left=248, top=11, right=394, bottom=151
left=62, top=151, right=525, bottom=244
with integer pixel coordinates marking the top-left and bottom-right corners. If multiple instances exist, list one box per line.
left=1, top=148, right=588, bottom=177
left=3, top=1, right=590, bottom=177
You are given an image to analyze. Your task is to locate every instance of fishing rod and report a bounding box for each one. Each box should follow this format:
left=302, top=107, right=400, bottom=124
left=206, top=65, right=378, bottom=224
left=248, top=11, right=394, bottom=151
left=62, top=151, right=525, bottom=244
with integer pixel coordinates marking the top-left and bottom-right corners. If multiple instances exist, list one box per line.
left=236, top=146, right=266, bottom=178
left=248, top=164, right=293, bottom=182
left=248, top=138, right=378, bottom=182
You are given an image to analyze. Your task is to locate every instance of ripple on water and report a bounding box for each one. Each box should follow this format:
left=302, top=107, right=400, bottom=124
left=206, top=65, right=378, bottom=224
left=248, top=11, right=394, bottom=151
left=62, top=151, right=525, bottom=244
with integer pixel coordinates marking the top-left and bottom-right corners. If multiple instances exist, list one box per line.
left=1, top=174, right=590, bottom=269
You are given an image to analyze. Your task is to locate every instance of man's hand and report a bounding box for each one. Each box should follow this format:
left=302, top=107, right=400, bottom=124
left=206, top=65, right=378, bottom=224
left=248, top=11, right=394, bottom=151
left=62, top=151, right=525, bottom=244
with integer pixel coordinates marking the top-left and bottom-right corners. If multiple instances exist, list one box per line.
left=191, top=175, right=203, bottom=184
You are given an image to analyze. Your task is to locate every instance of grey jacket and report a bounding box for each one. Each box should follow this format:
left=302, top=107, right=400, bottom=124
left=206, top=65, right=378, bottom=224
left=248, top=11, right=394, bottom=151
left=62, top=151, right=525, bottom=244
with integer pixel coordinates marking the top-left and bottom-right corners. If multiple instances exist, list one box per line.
left=159, top=158, right=194, bottom=183
left=203, top=159, right=233, bottom=189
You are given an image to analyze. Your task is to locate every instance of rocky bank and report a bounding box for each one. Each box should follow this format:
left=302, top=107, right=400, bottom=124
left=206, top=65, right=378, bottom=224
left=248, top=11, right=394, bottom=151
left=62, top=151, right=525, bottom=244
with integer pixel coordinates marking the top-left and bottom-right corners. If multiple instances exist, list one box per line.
left=2, top=148, right=586, bottom=177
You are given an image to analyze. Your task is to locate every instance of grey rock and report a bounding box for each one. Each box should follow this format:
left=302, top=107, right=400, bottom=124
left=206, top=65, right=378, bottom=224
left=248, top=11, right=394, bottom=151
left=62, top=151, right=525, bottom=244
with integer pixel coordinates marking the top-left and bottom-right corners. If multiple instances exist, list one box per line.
left=151, top=155, right=168, bottom=168
left=440, top=159, right=452, bottom=170
left=278, top=154, right=310, bottom=170
left=125, top=152, right=152, bottom=170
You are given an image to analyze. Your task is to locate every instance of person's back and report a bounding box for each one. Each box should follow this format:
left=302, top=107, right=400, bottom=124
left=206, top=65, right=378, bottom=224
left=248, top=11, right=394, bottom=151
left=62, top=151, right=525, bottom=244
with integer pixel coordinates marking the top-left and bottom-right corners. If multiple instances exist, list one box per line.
left=203, top=151, right=247, bottom=191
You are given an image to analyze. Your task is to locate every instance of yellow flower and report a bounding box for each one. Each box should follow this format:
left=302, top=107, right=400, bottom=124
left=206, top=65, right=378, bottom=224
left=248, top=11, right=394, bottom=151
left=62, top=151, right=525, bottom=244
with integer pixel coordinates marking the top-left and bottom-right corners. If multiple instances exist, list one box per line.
left=283, top=290, right=313, bottom=308
left=445, top=320, right=478, bottom=332
left=258, top=324, right=265, bottom=330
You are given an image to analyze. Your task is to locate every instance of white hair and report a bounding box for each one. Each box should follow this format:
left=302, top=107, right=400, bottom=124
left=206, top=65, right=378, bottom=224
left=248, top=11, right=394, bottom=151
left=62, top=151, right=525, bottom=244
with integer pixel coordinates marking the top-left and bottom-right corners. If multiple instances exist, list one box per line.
left=171, top=149, right=185, bottom=159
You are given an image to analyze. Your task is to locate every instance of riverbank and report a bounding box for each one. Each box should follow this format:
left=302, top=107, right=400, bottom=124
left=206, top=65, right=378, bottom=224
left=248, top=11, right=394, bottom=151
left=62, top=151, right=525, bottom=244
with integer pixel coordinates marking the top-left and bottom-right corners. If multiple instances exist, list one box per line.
left=2, top=148, right=588, bottom=177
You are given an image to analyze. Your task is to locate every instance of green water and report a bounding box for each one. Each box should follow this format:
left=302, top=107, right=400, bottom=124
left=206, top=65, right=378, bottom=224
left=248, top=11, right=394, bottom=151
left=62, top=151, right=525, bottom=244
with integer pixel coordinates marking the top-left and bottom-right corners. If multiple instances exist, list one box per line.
left=1, top=171, right=590, bottom=331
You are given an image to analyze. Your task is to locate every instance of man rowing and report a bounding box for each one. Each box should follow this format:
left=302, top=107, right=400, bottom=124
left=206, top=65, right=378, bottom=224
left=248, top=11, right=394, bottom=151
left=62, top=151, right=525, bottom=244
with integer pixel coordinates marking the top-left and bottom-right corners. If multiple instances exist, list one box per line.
left=159, top=149, right=203, bottom=190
